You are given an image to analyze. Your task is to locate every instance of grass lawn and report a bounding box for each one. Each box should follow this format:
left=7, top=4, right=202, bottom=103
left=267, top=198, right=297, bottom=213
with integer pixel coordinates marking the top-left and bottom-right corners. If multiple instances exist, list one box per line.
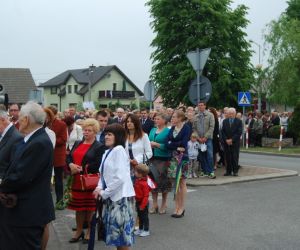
left=241, top=146, right=300, bottom=155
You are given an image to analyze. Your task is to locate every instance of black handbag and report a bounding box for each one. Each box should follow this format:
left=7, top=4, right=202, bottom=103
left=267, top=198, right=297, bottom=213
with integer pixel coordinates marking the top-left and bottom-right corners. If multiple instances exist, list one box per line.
left=143, top=154, right=159, bottom=184
left=96, top=198, right=106, bottom=241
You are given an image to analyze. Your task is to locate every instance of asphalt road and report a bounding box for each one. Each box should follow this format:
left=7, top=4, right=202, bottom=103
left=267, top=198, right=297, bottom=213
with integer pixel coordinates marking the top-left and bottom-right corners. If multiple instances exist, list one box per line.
left=48, top=153, right=300, bottom=250
left=240, top=152, right=300, bottom=171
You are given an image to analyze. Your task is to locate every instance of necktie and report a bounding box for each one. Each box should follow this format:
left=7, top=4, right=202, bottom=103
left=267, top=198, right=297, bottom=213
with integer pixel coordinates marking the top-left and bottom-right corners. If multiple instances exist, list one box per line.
left=229, top=118, right=233, bottom=126
left=142, top=119, right=145, bottom=125
left=118, top=118, right=122, bottom=123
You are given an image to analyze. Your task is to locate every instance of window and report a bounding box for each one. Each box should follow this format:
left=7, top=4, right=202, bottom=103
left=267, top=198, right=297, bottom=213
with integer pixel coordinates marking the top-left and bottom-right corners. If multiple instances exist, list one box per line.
left=50, top=87, right=57, bottom=94
left=68, top=85, right=72, bottom=94
left=74, top=85, right=78, bottom=93
left=113, top=83, right=117, bottom=91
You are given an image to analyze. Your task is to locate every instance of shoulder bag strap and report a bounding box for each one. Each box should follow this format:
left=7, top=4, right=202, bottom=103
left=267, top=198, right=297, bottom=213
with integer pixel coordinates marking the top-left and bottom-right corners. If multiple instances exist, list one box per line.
left=100, top=148, right=113, bottom=190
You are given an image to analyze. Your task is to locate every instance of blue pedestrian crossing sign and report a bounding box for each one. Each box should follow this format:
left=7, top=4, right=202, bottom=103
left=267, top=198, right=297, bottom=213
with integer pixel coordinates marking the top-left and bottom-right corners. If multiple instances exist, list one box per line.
left=238, top=92, right=251, bottom=106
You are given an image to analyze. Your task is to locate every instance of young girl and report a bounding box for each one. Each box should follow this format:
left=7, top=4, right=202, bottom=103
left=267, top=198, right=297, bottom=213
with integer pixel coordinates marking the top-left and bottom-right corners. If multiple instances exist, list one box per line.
left=188, top=133, right=200, bottom=178
left=134, top=164, right=150, bottom=237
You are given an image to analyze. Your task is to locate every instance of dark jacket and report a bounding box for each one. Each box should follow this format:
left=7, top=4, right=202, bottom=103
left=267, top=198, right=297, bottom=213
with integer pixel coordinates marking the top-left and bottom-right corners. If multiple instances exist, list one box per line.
left=0, top=128, right=55, bottom=227
left=67, top=140, right=106, bottom=174
left=221, top=118, right=243, bottom=145
left=141, top=118, right=154, bottom=135
left=0, top=125, right=23, bottom=179
left=166, top=124, right=190, bottom=160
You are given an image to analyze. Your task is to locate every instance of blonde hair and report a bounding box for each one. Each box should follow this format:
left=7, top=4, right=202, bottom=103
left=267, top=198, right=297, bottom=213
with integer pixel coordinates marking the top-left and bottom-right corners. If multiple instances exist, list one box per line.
left=174, top=110, right=186, bottom=122
left=191, top=132, right=198, bottom=139
left=82, top=118, right=100, bottom=133
left=135, top=163, right=149, bottom=177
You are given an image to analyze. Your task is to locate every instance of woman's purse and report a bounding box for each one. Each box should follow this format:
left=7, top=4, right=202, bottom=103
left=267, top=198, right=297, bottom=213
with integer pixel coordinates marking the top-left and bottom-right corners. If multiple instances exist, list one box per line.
left=80, top=165, right=100, bottom=191
left=96, top=198, right=106, bottom=241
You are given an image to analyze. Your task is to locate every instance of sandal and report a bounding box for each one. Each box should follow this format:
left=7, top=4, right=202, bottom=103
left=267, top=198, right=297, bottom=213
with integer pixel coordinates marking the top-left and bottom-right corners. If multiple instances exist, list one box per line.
left=149, top=207, right=158, bottom=214
left=159, top=208, right=166, bottom=214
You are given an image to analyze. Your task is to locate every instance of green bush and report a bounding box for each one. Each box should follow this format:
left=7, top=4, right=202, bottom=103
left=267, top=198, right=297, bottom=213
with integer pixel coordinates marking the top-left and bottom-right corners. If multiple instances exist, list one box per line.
left=268, top=125, right=281, bottom=138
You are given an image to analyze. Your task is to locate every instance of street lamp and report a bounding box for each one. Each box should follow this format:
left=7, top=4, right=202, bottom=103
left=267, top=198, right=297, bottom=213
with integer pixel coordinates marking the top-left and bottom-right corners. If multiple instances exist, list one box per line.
left=88, top=64, right=96, bottom=102
left=251, top=40, right=263, bottom=112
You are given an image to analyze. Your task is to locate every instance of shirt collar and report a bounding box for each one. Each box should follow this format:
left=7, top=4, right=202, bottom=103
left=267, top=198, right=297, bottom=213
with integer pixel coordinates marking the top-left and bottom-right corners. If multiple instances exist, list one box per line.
left=24, top=126, right=43, bottom=143
left=1, top=123, right=14, bottom=139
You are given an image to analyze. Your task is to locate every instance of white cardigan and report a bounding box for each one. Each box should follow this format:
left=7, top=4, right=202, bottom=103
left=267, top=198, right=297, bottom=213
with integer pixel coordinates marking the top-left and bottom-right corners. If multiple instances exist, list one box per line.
left=67, top=124, right=83, bottom=150
left=97, top=146, right=135, bottom=202
left=125, top=133, right=153, bottom=163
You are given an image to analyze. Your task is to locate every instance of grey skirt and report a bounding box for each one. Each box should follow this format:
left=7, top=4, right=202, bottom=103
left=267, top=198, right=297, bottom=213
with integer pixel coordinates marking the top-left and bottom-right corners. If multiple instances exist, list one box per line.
left=150, top=159, right=172, bottom=193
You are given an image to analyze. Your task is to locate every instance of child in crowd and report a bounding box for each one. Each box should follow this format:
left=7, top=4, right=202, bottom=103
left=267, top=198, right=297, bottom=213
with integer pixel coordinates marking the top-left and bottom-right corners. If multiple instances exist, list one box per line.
left=188, top=133, right=200, bottom=178
left=134, top=164, right=150, bottom=237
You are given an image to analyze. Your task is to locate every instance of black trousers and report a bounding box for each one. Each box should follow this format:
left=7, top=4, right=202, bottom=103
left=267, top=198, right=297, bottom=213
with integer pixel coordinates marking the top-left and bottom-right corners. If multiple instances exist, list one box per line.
left=224, top=144, right=240, bottom=174
left=136, top=202, right=149, bottom=231
left=0, top=224, right=44, bottom=250
left=54, top=167, right=64, bottom=203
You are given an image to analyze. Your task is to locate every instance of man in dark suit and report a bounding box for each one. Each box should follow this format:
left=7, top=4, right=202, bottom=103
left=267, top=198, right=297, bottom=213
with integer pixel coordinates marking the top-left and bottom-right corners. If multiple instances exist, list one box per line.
left=95, top=110, right=109, bottom=144
left=140, top=108, right=154, bottom=135
left=0, top=101, right=55, bottom=250
left=0, top=109, right=23, bottom=180
left=221, top=107, right=243, bottom=176
left=0, top=108, right=23, bottom=244
left=112, top=107, right=125, bottom=124
left=69, top=106, right=82, bottom=121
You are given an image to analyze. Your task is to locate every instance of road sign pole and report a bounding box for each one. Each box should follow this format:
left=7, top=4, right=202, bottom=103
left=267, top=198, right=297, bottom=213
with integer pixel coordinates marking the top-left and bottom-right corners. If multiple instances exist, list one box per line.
left=242, top=106, right=245, bottom=147
left=196, top=48, right=200, bottom=104
left=149, top=83, right=152, bottom=111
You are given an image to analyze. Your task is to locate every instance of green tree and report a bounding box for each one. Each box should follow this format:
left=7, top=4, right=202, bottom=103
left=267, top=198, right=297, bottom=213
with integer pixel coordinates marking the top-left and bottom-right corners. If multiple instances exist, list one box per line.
left=264, top=0, right=300, bottom=106
left=147, top=0, right=254, bottom=108
left=288, top=101, right=300, bottom=144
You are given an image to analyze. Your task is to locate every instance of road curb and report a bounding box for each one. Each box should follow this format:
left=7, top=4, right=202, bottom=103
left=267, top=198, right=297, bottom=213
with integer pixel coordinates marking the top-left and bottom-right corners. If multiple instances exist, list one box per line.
left=240, top=150, right=300, bottom=158
left=186, top=166, right=298, bottom=187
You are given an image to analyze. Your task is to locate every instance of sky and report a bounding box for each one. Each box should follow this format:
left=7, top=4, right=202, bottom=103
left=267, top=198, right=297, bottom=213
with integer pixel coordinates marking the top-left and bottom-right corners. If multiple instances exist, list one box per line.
left=0, top=0, right=288, bottom=91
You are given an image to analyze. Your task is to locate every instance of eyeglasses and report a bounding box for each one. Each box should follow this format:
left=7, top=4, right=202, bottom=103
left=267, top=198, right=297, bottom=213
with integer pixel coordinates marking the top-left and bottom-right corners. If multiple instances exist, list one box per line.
left=9, top=109, right=19, bottom=112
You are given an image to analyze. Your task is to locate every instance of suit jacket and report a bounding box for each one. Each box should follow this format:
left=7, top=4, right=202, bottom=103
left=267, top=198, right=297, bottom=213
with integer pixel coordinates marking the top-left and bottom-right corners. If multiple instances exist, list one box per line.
left=67, top=140, right=106, bottom=174
left=141, top=118, right=154, bottom=135
left=221, top=118, right=243, bottom=146
left=0, top=128, right=55, bottom=227
left=51, top=118, right=67, bottom=167
left=0, top=126, right=23, bottom=179
left=112, top=117, right=124, bottom=125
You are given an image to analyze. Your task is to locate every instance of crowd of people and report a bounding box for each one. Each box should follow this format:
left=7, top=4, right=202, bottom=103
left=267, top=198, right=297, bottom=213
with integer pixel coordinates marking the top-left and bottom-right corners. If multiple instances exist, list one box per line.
left=0, top=101, right=293, bottom=249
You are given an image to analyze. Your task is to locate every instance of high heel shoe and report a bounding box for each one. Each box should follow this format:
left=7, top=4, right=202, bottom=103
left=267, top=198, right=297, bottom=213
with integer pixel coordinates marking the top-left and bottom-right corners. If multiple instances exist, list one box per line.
left=69, top=232, right=84, bottom=243
left=172, top=210, right=185, bottom=218
left=149, top=207, right=159, bottom=214
left=82, top=238, right=90, bottom=244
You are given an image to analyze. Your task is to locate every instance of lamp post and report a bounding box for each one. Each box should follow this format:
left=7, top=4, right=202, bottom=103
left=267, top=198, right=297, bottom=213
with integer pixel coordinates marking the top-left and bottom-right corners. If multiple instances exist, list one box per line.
left=88, top=64, right=96, bottom=102
left=252, top=41, right=262, bottom=112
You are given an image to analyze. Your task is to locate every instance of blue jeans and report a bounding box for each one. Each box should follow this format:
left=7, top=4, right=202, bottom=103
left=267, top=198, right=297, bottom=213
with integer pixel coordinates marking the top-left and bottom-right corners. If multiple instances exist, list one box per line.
left=198, top=139, right=214, bottom=174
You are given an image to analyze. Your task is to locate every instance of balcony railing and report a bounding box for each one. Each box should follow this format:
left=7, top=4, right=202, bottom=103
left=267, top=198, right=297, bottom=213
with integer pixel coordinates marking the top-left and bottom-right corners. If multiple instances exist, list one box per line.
left=98, top=90, right=135, bottom=99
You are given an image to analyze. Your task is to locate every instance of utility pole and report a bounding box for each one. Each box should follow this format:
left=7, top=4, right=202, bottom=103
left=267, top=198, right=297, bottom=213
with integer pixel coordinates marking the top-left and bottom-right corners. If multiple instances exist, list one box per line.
left=252, top=41, right=262, bottom=112
left=88, top=64, right=96, bottom=102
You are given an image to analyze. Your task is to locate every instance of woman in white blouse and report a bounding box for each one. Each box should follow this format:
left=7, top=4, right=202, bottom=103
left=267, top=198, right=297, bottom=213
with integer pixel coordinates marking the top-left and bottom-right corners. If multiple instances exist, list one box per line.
left=124, top=114, right=152, bottom=175
left=94, top=123, right=135, bottom=249
left=63, top=116, right=83, bottom=151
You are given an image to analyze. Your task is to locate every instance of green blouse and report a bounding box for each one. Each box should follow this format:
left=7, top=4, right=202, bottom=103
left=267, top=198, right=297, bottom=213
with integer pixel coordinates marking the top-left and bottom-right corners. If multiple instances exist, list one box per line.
left=148, top=127, right=170, bottom=158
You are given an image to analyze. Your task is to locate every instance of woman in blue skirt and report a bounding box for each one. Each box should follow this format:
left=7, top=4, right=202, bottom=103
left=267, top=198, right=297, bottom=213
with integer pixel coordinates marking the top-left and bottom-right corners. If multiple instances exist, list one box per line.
left=94, top=123, right=135, bottom=250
